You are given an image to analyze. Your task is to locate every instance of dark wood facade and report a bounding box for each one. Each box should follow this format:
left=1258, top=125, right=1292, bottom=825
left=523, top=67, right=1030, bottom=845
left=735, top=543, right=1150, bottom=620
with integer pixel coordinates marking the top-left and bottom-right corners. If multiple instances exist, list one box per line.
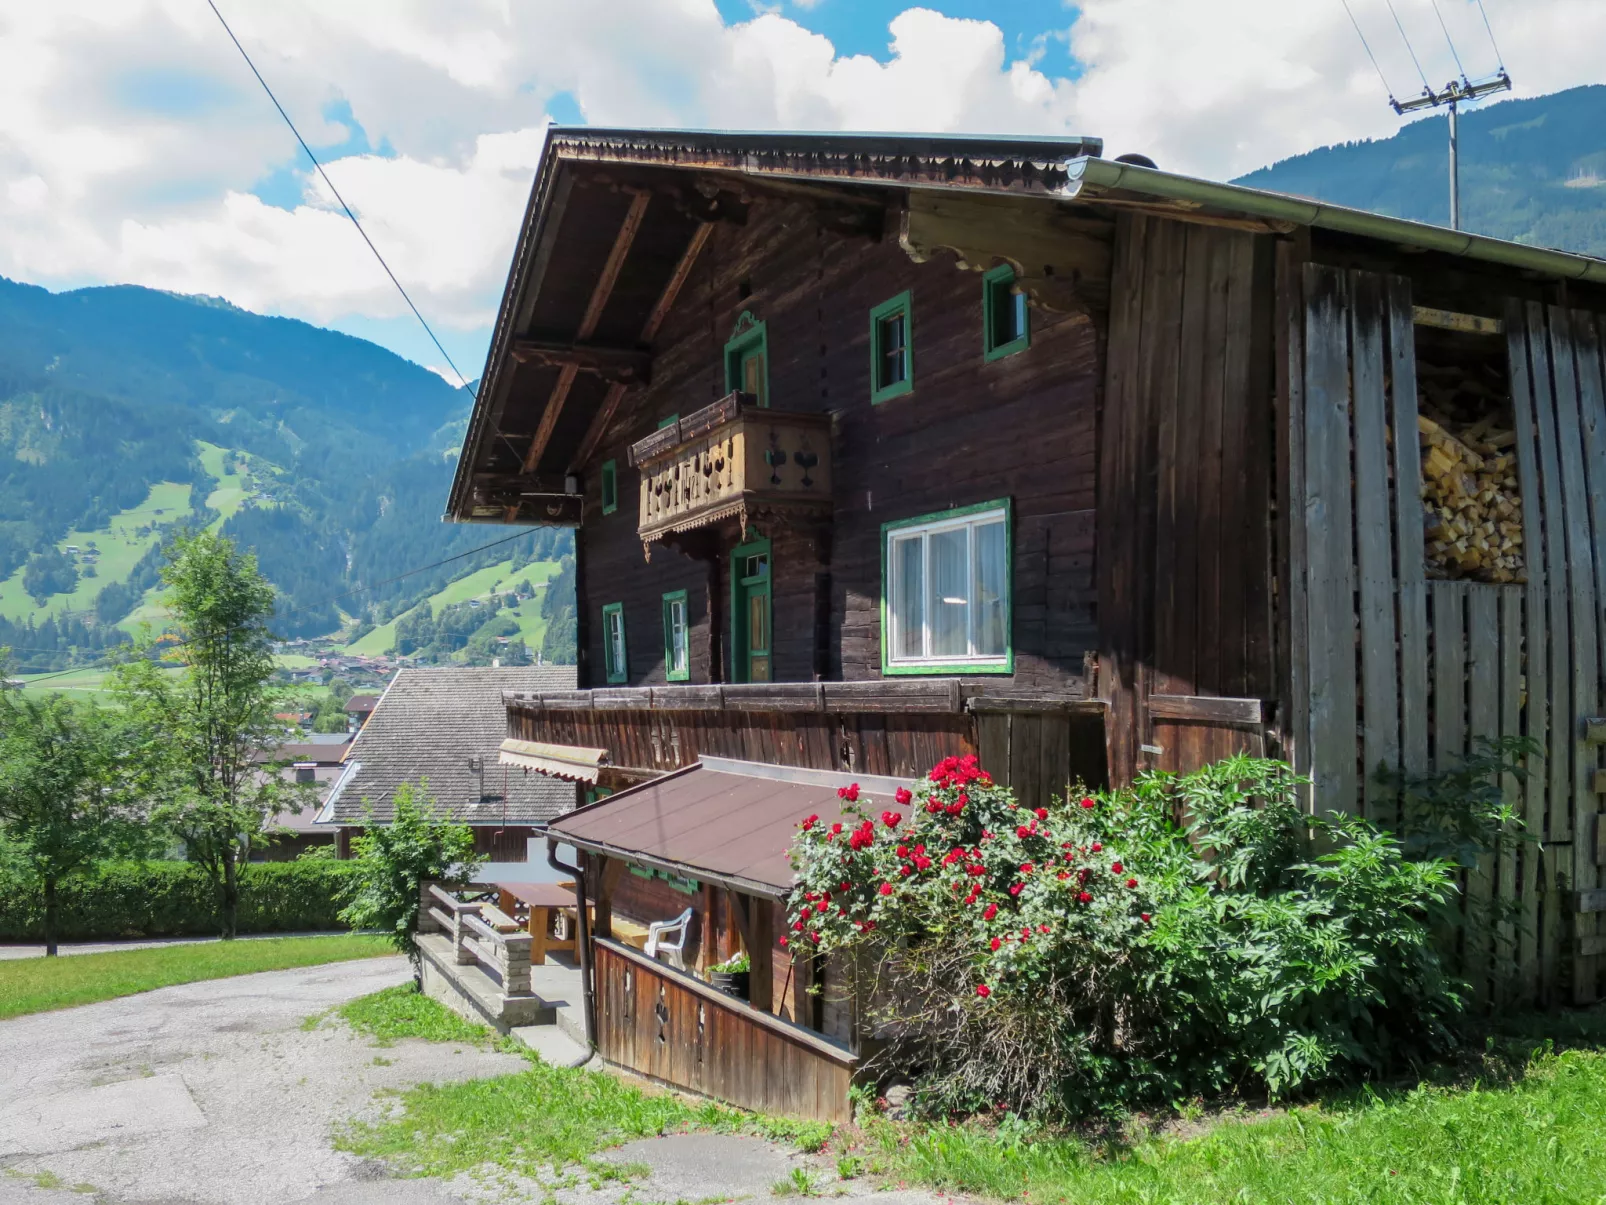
left=455, top=128, right=1606, bottom=1009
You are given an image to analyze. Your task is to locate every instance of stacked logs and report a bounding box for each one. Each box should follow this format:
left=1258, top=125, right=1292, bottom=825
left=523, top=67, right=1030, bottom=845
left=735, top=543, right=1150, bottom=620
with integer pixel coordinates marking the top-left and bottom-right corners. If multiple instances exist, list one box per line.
left=1416, top=363, right=1524, bottom=582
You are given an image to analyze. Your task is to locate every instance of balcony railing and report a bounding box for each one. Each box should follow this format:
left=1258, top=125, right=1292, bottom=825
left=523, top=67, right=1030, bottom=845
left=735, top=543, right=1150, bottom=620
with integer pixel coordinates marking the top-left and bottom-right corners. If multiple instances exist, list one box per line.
left=629, top=392, right=831, bottom=548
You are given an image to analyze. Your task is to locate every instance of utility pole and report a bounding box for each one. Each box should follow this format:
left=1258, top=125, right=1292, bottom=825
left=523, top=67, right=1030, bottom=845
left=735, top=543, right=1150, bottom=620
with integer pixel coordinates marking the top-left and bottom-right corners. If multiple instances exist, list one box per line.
left=1393, top=72, right=1512, bottom=231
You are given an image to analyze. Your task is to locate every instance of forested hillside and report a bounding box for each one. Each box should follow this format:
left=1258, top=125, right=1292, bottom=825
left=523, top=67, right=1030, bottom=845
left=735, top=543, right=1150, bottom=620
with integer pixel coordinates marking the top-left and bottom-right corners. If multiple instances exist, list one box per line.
left=0, top=276, right=572, bottom=671
left=1236, top=84, right=1606, bottom=256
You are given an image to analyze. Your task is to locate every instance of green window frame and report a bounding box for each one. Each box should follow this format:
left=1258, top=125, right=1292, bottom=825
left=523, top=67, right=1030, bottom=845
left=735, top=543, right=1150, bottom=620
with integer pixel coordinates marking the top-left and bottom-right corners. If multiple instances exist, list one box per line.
left=657, top=414, right=679, bottom=430
left=600, top=459, right=618, bottom=516
left=869, top=290, right=914, bottom=403
left=662, top=589, right=690, bottom=682
left=723, top=311, right=769, bottom=406
left=880, top=499, right=1013, bottom=676
left=601, top=602, right=628, bottom=684
left=982, top=264, right=1030, bottom=362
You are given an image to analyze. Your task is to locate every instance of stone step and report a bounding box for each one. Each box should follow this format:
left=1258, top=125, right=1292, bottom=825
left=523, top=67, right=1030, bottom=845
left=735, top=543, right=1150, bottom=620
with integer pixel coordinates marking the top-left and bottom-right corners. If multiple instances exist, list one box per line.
left=512, top=1021, right=593, bottom=1067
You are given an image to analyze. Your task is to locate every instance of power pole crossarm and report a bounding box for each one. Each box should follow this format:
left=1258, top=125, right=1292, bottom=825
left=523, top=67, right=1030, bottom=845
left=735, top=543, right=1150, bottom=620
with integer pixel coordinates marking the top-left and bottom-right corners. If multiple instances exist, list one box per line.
left=1393, top=72, right=1513, bottom=232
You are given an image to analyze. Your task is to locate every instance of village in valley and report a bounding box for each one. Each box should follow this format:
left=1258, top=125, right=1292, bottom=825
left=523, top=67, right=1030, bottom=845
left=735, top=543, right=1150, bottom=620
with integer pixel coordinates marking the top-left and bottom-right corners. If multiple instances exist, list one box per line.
left=4, top=3, right=1606, bottom=1203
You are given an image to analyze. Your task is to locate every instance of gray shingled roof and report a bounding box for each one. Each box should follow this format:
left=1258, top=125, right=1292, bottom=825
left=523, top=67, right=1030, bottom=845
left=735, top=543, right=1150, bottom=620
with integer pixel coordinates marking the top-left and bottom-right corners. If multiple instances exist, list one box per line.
left=320, top=666, right=576, bottom=826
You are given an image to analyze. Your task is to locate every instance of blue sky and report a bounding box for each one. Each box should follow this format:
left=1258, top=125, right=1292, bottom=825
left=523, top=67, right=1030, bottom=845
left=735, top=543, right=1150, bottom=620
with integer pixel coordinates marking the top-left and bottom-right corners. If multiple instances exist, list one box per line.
left=4, top=0, right=1589, bottom=388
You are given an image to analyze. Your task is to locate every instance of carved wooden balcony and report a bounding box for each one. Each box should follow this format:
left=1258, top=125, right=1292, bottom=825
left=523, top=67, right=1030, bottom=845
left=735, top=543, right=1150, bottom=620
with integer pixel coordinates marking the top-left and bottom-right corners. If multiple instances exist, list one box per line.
left=629, top=392, right=831, bottom=552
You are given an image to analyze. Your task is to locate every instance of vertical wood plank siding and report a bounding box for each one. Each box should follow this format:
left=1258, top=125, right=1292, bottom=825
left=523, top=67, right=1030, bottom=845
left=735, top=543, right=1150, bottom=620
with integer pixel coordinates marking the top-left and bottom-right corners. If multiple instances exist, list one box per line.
left=1097, top=215, right=1276, bottom=784
left=1288, top=262, right=1606, bottom=1005
left=594, top=938, right=856, bottom=1122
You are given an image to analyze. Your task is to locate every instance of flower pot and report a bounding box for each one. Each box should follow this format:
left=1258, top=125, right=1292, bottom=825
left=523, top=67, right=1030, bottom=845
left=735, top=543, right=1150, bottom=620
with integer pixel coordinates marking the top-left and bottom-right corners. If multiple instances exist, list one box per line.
left=709, top=970, right=749, bottom=1000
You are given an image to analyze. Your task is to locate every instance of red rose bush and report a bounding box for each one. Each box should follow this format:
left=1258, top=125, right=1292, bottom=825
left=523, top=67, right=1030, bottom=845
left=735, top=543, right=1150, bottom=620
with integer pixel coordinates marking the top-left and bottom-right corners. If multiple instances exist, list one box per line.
left=786, top=753, right=1506, bottom=1120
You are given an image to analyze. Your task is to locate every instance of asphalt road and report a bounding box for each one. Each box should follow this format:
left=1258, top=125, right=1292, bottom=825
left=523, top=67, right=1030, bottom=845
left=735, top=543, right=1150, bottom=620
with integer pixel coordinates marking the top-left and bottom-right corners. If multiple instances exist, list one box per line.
left=0, top=958, right=950, bottom=1205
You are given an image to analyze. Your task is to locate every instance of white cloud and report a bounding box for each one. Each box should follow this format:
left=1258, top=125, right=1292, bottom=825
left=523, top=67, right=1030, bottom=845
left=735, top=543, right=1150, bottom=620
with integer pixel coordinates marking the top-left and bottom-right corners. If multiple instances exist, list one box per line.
left=0, top=0, right=1600, bottom=369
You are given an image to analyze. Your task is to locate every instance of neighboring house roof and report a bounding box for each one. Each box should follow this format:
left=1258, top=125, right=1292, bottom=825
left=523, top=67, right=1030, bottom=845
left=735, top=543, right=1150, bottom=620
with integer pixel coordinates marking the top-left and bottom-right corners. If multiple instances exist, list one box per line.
left=547, top=756, right=912, bottom=899
left=345, top=694, right=379, bottom=713
left=319, top=666, right=577, bottom=826
left=252, top=741, right=351, bottom=766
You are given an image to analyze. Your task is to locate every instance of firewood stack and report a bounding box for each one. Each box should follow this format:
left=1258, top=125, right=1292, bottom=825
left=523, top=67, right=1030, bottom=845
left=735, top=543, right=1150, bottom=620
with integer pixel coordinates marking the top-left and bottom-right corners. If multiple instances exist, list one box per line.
left=1416, top=362, right=1524, bottom=583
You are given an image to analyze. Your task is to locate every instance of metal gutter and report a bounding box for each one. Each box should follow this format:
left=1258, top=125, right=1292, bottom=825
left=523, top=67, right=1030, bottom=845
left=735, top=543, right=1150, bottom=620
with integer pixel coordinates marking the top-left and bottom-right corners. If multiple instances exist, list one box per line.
left=1062, top=157, right=1606, bottom=285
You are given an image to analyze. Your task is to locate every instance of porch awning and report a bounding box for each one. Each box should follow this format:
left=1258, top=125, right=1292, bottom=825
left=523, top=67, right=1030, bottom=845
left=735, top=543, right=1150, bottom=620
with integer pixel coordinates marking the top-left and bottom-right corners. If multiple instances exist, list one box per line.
left=499, top=738, right=610, bottom=783
left=546, top=756, right=913, bottom=899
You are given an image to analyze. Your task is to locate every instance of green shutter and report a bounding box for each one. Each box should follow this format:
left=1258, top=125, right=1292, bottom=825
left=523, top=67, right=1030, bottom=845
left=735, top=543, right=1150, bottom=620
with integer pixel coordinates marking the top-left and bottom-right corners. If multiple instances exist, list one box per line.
left=869, top=290, right=914, bottom=404
left=600, top=459, right=618, bottom=515
left=982, top=264, right=1030, bottom=362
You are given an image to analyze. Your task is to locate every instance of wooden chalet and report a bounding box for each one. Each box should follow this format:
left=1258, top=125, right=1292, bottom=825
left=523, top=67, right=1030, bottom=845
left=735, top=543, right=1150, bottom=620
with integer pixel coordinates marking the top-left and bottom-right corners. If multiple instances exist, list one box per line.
left=451, top=126, right=1606, bottom=1035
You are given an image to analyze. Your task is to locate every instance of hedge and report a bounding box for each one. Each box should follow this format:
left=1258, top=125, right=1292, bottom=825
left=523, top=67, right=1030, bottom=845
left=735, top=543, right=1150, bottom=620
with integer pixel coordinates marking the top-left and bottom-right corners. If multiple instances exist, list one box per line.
left=0, top=860, right=364, bottom=941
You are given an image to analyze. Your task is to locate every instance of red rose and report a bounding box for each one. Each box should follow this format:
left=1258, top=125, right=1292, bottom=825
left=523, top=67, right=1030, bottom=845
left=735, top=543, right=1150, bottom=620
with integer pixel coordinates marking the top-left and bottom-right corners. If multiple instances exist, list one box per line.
left=1080, top=797, right=1096, bottom=810
left=1111, top=862, right=1124, bottom=874
left=1057, top=871, right=1069, bottom=880
left=983, top=903, right=998, bottom=920
left=897, top=845, right=909, bottom=858
left=840, top=882, right=851, bottom=892
left=799, top=905, right=812, bottom=919
left=793, top=920, right=804, bottom=931
left=1127, top=878, right=1138, bottom=888
left=946, top=802, right=964, bottom=816
left=801, top=815, right=818, bottom=831
left=915, top=856, right=932, bottom=871
left=1078, top=891, right=1093, bottom=903
left=1091, top=842, right=1102, bottom=853
left=1141, top=913, right=1152, bottom=923
left=1016, top=825, right=1032, bottom=839
left=810, top=931, right=821, bottom=943
left=1020, top=927, right=1031, bottom=940
left=1034, top=807, right=1048, bottom=820
left=976, top=984, right=991, bottom=998
left=882, top=810, right=902, bottom=829
left=900, top=864, right=913, bottom=877
left=780, top=935, right=789, bottom=947
left=1019, top=863, right=1034, bottom=874
left=1009, top=883, right=1023, bottom=897
left=1038, top=923, right=1050, bottom=933
left=990, top=937, right=1001, bottom=951
left=838, top=783, right=861, bottom=802
left=878, top=882, right=894, bottom=896
left=895, top=787, right=913, bottom=805
left=831, top=822, right=843, bottom=836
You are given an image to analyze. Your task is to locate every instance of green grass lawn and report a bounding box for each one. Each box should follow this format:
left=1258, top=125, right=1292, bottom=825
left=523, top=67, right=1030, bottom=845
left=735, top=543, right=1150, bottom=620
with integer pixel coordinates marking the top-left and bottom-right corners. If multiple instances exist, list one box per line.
left=0, top=934, right=393, bottom=1020
left=335, top=986, right=1606, bottom=1202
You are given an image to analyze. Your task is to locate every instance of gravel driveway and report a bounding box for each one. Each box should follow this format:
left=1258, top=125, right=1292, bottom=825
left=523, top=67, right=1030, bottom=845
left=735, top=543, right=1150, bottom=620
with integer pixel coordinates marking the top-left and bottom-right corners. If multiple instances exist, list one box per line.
left=0, top=957, right=527, bottom=1204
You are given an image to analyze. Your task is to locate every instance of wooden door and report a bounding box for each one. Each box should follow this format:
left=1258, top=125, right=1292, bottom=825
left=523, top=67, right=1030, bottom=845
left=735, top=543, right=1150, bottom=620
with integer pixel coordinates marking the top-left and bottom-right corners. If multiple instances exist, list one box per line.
left=733, top=537, right=772, bottom=682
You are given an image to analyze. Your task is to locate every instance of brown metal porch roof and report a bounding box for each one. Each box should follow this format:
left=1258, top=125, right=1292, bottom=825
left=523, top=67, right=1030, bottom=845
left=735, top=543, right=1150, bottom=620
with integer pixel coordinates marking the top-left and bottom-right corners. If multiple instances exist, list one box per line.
left=545, top=757, right=914, bottom=899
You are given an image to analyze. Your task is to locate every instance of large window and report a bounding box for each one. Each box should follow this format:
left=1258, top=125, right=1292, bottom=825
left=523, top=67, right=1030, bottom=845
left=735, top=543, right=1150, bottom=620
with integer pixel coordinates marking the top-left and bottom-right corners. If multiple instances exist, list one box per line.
left=883, top=502, right=1011, bottom=674
left=982, top=264, right=1030, bottom=362
left=662, top=589, right=690, bottom=682
left=869, top=290, right=913, bottom=403
left=602, top=602, right=628, bottom=684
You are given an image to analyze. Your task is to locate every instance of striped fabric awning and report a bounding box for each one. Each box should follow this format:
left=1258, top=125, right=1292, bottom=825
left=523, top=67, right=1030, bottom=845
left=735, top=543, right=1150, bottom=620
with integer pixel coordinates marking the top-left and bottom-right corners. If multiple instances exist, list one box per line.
left=498, top=738, right=610, bottom=783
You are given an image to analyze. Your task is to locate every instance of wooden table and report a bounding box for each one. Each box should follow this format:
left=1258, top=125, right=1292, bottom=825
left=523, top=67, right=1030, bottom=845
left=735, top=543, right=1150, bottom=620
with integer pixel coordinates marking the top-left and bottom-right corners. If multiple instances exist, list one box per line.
left=496, top=881, right=591, bottom=965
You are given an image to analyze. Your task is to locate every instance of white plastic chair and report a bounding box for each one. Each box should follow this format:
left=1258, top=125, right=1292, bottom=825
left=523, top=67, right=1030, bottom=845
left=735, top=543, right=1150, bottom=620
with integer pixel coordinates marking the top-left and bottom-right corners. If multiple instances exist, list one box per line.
left=644, top=906, right=694, bottom=969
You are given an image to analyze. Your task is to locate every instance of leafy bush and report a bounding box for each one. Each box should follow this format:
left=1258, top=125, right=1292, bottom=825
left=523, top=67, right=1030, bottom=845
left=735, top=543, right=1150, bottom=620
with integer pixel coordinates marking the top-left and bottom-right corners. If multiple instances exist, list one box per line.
left=339, top=781, right=481, bottom=968
left=0, top=859, right=361, bottom=941
left=787, top=753, right=1520, bottom=1120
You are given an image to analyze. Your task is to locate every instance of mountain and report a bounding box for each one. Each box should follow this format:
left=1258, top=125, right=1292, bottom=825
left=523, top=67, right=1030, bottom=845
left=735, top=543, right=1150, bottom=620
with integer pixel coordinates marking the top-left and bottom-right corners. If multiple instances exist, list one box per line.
left=0, top=276, right=572, bottom=671
left=1234, top=84, right=1606, bottom=257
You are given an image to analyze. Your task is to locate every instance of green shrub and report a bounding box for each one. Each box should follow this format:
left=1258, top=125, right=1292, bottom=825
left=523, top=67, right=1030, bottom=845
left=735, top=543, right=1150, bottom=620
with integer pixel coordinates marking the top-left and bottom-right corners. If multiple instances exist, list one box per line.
left=0, top=859, right=361, bottom=941
left=788, top=753, right=1522, bottom=1120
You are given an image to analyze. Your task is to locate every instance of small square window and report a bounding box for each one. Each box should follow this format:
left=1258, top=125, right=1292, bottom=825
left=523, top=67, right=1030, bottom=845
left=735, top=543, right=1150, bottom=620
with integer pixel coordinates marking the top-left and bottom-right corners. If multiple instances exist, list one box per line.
left=602, top=602, right=627, bottom=684
left=883, top=502, right=1012, bottom=674
left=869, top=291, right=914, bottom=403
left=600, top=460, right=618, bottom=515
left=662, top=590, right=690, bottom=682
left=982, top=265, right=1030, bottom=362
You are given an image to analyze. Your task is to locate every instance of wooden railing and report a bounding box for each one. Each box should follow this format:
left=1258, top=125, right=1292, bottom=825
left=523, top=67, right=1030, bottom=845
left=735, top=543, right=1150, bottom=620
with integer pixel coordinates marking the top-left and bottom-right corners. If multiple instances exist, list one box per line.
left=419, top=882, right=534, bottom=996
left=593, top=937, right=856, bottom=1123
left=629, top=392, right=831, bottom=546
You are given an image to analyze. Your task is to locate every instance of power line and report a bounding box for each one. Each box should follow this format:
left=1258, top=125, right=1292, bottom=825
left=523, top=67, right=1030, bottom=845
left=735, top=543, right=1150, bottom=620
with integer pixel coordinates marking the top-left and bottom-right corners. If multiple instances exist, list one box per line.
left=203, top=0, right=477, bottom=402
left=1339, top=0, right=1399, bottom=103
left=1428, top=0, right=1468, bottom=82
left=1383, top=0, right=1433, bottom=94
left=1475, top=0, right=1506, bottom=70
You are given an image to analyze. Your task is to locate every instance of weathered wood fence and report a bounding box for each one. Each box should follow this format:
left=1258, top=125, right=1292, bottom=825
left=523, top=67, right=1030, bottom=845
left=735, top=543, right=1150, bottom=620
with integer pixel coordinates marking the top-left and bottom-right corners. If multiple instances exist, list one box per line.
left=593, top=937, right=857, bottom=1122
left=1290, top=262, right=1606, bottom=1005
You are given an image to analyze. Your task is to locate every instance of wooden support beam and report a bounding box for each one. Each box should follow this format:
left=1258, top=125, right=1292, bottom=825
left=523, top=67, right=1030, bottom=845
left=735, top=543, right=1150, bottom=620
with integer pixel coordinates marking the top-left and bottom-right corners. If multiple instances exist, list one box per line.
left=747, top=896, right=774, bottom=1013
left=592, top=855, right=625, bottom=939
left=511, top=339, right=652, bottom=386
left=570, top=221, right=714, bottom=473
left=519, top=190, right=651, bottom=478
left=1146, top=695, right=1264, bottom=725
